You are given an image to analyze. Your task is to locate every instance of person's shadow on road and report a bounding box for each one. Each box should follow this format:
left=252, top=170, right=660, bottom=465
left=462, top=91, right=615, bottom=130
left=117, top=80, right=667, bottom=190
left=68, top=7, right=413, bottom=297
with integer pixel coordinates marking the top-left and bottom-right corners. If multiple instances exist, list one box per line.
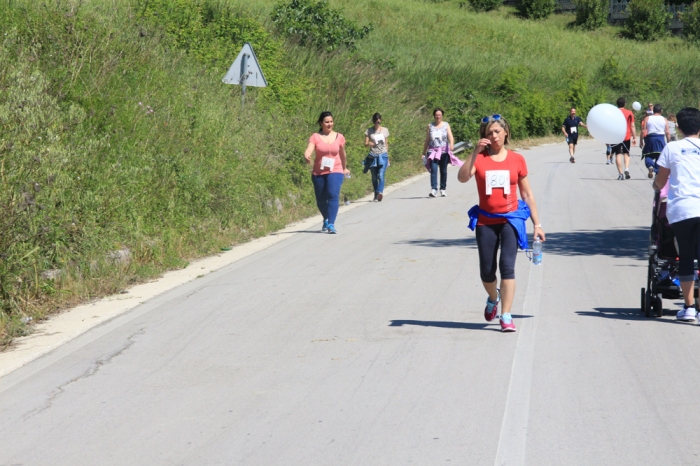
left=389, top=316, right=533, bottom=332
left=578, top=307, right=685, bottom=323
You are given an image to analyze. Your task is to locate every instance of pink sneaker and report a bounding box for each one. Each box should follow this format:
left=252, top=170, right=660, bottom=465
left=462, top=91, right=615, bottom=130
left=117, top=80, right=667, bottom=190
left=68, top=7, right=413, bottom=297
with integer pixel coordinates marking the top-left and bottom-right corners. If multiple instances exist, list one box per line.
left=499, top=314, right=516, bottom=332
left=484, top=290, right=500, bottom=322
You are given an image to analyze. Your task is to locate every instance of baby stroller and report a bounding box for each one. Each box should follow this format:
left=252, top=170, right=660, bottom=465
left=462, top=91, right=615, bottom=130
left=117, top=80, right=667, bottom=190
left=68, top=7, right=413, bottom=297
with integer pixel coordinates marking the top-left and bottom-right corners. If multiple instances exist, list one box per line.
left=641, top=190, right=699, bottom=317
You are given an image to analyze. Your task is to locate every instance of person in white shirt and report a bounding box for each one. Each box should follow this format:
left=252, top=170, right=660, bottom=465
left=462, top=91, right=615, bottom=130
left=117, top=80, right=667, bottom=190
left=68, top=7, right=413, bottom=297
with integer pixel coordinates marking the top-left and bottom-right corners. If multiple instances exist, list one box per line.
left=654, top=107, right=700, bottom=322
left=668, top=113, right=679, bottom=141
left=642, top=104, right=671, bottom=178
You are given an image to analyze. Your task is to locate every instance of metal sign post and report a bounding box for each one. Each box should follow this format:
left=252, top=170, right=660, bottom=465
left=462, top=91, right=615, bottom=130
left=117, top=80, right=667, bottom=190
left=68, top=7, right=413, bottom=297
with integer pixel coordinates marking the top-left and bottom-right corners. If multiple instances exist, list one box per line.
left=240, top=53, right=248, bottom=106
left=222, top=43, right=267, bottom=108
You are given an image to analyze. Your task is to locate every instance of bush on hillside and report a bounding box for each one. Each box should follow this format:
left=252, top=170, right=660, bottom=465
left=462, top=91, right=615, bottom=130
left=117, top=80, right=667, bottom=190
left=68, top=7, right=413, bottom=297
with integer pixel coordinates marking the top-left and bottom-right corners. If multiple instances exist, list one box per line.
left=517, top=0, right=556, bottom=19
left=271, top=0, right=372, bottom=52
left=574, top=0, right=608, bottom=29
left=447, top=92, right=483, bottom=143
left=468, top=0, right=502, bottom=12
left=681, top=3, right=700, bottom=43
left=494, top=67, right=563, bottom=138
left=136, top=0, right=305, bottom=108
left=622, top=0, right=670, bottom=41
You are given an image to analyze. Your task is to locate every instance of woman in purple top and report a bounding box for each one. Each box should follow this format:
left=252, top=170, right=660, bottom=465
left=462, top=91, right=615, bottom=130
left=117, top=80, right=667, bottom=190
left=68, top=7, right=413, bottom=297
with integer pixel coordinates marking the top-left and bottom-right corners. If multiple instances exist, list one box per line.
left=422, top=108, right=462, bottom=198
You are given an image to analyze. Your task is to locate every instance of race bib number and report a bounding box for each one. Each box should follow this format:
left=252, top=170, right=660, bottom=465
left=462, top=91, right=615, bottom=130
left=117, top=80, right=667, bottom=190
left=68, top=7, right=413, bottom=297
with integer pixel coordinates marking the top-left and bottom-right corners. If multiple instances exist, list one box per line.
left=570, top=126, right=577, bottom=133
left=320, top=157, right=335, bottom=171
left=485, top=170, right=510, bottom=195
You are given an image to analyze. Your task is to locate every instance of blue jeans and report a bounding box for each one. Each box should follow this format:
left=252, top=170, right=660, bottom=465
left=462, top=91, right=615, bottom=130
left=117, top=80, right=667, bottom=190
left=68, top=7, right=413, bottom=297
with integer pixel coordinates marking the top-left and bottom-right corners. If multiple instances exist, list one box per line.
left=430, top=153, right=449, bottom=190
left=312, top=173, right=344, bottom=225
left=645, top=156, right=659, bottom=174
left=369, top=153, right=388, bottom=194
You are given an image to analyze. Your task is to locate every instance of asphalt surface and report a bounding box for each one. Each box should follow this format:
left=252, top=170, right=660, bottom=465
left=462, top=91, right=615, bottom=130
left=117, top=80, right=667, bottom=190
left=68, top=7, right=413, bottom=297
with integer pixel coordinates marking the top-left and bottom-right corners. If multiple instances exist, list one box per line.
left=2, top=139, right=699, bottom=466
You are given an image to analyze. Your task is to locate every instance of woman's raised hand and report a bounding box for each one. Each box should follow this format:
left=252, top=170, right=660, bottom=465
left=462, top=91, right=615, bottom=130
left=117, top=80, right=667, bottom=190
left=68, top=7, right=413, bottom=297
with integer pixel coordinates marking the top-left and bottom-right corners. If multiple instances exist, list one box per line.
left=475, top=138, right=491, bottom=153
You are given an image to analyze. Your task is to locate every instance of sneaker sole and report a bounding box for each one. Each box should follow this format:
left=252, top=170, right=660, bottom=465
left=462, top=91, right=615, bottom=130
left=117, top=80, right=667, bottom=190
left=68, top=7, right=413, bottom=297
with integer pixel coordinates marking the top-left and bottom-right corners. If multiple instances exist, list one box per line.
left=484, top=302, right=499, bottom=321
left=625, top=172, right=631, bottom=179
left=501, top=327, right=517, bottom=333
left=677, top=317, right=696, bottom=322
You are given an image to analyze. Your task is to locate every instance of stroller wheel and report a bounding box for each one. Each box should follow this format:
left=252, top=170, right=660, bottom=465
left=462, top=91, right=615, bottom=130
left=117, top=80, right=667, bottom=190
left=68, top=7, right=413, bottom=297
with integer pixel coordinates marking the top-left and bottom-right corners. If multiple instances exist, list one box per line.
left=653, top=295, right=663, bottom=317
left=643, top=288, right=653, bottom=318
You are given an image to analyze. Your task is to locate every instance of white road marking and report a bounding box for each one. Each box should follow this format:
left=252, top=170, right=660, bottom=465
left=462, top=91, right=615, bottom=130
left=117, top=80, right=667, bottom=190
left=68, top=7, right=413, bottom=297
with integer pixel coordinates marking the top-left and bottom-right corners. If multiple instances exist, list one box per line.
left=494, top=261, right=543, bottom=466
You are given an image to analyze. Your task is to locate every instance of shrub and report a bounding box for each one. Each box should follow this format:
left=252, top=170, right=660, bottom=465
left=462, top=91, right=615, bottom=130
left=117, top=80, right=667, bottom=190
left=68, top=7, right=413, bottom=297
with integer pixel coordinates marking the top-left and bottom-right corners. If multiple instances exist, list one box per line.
left=681, top=2, right=700, bottom=43
left=622, top=0, right=670, bottom=41
left=574, top=0, right=608, bottom=30
left=468, top=0, right=502, bottom=12
left=271, top=0, right=372, bottom=52
left=517, top=0, right=556, bottom=19
left=447, top=91, right=482, bottom=143
left=136, top=0, right=305, bottom=109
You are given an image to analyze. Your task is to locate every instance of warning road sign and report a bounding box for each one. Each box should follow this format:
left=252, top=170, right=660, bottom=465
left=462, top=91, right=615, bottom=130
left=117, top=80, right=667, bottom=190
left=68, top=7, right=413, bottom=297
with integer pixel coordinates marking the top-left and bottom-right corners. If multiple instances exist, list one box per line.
left=222, top=43, right=267, bottom=88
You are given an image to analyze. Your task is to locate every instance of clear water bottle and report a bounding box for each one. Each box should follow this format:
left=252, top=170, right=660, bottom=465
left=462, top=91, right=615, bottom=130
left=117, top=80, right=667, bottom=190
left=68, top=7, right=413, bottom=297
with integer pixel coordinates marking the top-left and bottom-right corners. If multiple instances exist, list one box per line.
left=532, top=238, right=542, bottom=265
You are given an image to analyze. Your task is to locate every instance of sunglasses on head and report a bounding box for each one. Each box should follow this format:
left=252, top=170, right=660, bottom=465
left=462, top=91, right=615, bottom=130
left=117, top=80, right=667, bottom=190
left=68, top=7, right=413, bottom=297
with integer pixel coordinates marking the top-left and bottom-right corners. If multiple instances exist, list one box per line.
left=482, top=114, right=502, bottom=123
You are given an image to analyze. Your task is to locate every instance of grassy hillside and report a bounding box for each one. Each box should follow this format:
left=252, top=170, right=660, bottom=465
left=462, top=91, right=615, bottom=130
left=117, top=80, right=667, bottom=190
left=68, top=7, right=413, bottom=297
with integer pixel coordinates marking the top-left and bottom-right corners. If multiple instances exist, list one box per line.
left=243, top=0, right=700, bottom=139
left=0, top=0, right=424, bottom=344
left=1, top=0, right=699, bottom=344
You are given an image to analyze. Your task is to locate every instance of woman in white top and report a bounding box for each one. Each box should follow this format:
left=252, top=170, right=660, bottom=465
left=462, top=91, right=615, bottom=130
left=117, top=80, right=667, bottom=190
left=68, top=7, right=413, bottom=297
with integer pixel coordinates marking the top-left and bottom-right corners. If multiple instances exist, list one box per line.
left=364, top=113, right=389, bottom=202
left=654, top=107, right=700, bottom=322
left=422, top=108, right=462, bottom=197
left=643, top=104, right=671, bottom=179
left=668, top=113, right=678, bottom=141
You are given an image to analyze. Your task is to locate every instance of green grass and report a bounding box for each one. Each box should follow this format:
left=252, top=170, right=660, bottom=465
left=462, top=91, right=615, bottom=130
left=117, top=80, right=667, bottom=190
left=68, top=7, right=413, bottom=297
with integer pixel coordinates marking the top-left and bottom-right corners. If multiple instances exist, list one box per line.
left=0, top=0, right=425, bottom=344
left=241, top=0, right=700, bottom=137
left=1, top=0, right=700, bottom=344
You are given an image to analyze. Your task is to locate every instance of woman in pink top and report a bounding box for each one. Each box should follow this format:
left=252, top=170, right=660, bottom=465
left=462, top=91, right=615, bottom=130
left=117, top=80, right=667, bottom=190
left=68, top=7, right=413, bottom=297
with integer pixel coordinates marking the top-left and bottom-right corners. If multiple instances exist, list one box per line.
left=303, top=111, right=350, bottom=234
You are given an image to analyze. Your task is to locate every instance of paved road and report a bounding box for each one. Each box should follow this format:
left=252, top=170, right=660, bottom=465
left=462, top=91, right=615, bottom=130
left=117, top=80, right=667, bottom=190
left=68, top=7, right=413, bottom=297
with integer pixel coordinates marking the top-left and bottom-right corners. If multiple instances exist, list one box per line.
left=2, top=140, right=699, bottom=465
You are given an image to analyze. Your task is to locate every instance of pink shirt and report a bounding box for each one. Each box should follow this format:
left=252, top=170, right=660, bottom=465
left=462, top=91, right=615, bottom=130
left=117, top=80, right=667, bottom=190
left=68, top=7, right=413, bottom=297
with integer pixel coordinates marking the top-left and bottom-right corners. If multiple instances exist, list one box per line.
left=309, top=132, right=346, bottom=176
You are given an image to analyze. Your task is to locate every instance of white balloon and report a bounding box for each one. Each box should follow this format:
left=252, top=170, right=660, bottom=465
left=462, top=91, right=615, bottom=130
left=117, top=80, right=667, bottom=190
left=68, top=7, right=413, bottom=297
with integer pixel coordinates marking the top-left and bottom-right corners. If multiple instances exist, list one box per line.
left=632, top=101, right=642, bottom=111
left=586, top=104, right=627, bottom=144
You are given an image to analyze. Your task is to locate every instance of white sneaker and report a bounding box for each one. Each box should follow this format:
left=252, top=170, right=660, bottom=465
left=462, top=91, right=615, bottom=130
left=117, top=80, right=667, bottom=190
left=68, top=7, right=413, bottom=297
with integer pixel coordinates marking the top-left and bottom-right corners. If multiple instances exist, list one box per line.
left=429, top=189, right=437, bottom=197
left=676, top=306, right=697, bottom=322
left=440, top=189, right=447, bottom=197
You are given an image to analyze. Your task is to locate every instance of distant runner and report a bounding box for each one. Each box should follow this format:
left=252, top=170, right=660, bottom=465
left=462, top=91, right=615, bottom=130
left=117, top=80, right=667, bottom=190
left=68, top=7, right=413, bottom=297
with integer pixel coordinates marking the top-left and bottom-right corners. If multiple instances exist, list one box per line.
left=561, top=107, right=587, bottom=163
left=642, top=104, right=670, bottom=178
left=606, top=144, right=614, bottom=165
left=611, top=97, right=636, bottom=180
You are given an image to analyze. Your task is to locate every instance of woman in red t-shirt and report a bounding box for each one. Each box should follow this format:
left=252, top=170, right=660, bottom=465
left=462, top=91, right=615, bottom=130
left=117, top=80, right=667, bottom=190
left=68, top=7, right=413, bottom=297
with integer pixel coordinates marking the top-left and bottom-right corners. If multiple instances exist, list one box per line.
left=458, top=115, right=545, bottom=332
left=303, top=111, right=350, bottom=234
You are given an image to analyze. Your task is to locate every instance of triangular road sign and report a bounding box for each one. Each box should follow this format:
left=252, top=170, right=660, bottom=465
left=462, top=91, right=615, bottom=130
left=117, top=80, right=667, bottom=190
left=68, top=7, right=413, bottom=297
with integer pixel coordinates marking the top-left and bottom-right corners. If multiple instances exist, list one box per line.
left=222, top=42, right=267, bottom=87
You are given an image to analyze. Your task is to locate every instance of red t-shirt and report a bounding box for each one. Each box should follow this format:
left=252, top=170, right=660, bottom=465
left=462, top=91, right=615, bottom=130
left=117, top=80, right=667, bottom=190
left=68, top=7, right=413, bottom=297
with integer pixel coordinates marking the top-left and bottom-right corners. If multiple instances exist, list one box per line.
left=474, top=150, right=528, bottom=225
left=620, top=108, right=635, bottom=141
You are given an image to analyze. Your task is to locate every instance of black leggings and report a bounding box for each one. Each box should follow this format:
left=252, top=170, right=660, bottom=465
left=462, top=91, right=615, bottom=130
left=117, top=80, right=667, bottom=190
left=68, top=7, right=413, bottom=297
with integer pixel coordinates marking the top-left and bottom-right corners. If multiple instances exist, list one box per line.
left=476, top=223, right=518, bottom=282
left=671, top=217, right=700, bottom=281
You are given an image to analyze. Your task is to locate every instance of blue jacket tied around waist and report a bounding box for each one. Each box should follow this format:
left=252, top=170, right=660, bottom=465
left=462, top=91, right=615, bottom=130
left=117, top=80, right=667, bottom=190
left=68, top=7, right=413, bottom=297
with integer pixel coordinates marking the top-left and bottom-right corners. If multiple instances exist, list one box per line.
left=468, top=200, right=531, bottom=250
